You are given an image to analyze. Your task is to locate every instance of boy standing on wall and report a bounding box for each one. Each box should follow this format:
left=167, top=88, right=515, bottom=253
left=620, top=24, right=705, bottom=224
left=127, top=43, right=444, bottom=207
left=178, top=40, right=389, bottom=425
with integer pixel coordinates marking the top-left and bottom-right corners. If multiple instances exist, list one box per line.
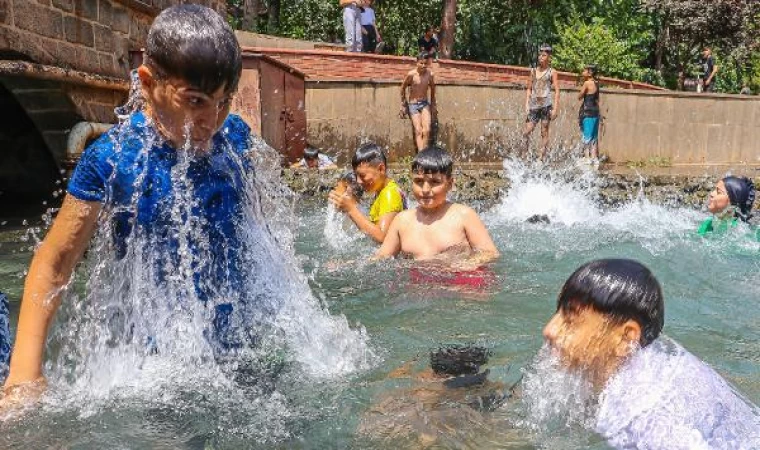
left=523, top=45, right=560, bottom=161
left=578, top=64, right=601, bottom=160
left=400, top=53, right=437, bottom=153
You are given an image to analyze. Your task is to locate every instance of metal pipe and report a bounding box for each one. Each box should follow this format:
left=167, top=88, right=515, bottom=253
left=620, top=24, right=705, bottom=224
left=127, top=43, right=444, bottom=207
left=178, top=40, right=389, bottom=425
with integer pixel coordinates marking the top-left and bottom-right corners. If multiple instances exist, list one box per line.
left=0, top=60, right=129, bottom=91
left=67, top=122, right=113, bottom=160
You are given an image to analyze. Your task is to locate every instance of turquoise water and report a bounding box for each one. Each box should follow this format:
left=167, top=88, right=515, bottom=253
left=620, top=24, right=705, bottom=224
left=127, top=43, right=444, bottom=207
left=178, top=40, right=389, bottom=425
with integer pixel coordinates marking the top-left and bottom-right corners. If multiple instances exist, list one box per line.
left=0, top=161, right=758, bottom=448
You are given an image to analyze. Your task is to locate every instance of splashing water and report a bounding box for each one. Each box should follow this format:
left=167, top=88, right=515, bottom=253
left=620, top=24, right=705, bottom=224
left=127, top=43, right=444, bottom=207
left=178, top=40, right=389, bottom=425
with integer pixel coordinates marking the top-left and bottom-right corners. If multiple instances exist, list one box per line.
left=323, top=204, right=363, bottom=251
left=29, top=112, right=374, bottom=443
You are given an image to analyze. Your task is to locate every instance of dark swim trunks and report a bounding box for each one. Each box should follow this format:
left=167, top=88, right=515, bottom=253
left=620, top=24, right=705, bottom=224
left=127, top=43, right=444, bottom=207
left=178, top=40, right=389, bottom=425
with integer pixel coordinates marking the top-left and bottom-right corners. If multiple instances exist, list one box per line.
left=408, top=100, right=430, bottom=116
left=526, top=106, right=553, bottom=124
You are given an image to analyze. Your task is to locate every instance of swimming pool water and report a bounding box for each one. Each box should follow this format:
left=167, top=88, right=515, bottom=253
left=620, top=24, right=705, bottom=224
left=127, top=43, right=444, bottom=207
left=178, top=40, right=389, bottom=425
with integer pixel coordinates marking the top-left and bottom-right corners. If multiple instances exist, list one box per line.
left=0, top=162, right=758, bottom=449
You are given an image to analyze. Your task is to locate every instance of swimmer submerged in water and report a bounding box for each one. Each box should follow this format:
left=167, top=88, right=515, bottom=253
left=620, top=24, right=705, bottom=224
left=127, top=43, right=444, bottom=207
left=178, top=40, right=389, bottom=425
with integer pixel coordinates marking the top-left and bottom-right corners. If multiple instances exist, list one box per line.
left=374, top=146, right=499, bottom=270
left=699, top=175, right=758, bottom=238
left=358, top=344, right=517, bottom=447
left=540, top=259, right=760, bottom=449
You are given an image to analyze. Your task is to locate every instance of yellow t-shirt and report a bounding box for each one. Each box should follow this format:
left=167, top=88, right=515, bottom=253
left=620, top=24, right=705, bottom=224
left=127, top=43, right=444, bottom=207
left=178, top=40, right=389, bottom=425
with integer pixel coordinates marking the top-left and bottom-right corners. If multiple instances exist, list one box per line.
left=369, top=179, right=406, bottom=223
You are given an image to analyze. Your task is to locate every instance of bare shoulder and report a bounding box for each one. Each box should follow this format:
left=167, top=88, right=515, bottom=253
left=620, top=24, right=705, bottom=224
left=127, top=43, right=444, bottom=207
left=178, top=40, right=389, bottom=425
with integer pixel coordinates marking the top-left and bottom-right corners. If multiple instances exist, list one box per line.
left=447, top=203, right=479, bottom=221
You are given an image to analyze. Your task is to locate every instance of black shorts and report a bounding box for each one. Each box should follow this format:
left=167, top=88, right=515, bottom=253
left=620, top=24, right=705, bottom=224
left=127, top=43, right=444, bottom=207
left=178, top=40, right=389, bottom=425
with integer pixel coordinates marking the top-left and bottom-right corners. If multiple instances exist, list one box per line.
left=527, top=106, right=553, bottom=124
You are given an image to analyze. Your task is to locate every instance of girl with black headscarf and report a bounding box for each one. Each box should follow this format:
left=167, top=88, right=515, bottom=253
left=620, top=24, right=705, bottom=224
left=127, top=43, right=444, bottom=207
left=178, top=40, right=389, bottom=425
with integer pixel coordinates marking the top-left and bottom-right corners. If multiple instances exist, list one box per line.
left=698, top=176, right=757, bottom=236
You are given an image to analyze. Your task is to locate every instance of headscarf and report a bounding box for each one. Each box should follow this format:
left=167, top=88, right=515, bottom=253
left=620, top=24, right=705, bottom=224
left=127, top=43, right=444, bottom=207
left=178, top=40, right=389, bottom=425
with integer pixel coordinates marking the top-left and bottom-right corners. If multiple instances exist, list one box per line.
left=722, top=176, right=756, bottom=221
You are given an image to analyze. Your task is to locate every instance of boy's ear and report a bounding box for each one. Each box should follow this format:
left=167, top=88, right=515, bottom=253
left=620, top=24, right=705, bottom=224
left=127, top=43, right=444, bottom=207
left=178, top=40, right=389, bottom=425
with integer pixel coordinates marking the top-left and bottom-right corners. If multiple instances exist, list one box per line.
left=614, top=320, right=641, bottom=357
left=137, top=65, right=155, bottom=91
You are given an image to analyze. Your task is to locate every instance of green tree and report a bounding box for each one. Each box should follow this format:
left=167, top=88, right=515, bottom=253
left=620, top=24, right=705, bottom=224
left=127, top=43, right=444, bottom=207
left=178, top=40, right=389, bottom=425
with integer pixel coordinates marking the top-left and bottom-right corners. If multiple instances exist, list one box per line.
left=553, top=18, right=651, bottom=82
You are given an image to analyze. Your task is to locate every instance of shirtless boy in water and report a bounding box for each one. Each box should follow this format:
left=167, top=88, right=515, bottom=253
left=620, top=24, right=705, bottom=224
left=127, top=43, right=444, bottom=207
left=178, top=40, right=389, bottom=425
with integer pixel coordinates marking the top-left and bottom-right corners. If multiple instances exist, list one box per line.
left=375, top=146, right=499, bottom=270
left=400, top=52, right=436, bottom=153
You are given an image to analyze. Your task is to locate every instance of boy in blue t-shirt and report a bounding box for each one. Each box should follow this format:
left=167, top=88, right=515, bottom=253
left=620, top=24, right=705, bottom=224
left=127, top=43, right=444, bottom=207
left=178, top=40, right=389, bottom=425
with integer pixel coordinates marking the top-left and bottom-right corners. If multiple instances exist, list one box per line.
left=2, top=5, right=255, bottom=402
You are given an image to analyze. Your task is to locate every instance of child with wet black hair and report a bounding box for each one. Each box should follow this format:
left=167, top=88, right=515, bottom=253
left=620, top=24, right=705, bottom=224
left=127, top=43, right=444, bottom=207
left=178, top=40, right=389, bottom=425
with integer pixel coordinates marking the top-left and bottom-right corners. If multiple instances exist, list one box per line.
left=699, top=175, right=757, bottom=237
left=540, top=259, right=760, bottom=449
left=290, top=146, right=338, bottom=170
left=375, top=146, right=499, bottom=271
left=329, top=143, right=406, bottom=243
left=3, top=4, right=263, bottom=404
left=358, top=344, right=517, bottom=446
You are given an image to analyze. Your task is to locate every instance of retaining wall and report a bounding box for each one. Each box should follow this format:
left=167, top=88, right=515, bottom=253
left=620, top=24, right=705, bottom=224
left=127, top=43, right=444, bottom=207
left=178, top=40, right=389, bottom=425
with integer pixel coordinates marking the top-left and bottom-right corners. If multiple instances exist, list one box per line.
left=302, top=80, right=760, bottom=168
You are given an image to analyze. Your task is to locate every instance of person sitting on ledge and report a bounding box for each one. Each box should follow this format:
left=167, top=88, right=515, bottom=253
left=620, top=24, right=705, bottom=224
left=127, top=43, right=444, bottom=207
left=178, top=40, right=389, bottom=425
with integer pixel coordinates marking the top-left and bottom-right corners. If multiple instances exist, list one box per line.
left=698, top=175, right=757, bottom=238
left=290, top=145, right=338, bottom=170
left=374, top=146, right=499, bottom=270
left=329, top=143, right=406, bottom=243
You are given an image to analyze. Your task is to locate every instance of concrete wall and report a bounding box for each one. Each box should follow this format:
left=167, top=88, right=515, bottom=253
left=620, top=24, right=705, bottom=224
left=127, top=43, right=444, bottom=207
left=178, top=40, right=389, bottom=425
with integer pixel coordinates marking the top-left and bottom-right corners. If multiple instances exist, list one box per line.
left=303, top=80, right=760, bottom=167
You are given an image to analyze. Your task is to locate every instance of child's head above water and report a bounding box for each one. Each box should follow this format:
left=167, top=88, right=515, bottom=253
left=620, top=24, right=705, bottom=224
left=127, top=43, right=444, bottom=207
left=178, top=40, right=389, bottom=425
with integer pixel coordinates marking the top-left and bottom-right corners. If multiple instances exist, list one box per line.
left=138, top=4, right=242, bottom=150
left=303, top=146, right=321, bottom=168
left=411, top=146, right=454, bottom=210
left=430, top=344, right=491, bottom=377
left=708, top=176, right=756, bottom=221
left=543, top=259, right=664, bottom=381
left=351, top=143, right=387, bottom=194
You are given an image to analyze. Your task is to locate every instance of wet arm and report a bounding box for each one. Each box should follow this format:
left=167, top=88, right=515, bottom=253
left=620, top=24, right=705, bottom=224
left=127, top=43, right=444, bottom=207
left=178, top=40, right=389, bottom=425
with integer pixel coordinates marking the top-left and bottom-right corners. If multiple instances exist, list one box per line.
left=552, top=70, right=561, bottom=110
left=462, top=207, right=499, bottom=266
left=525, top=74, right=533, bottom=111
left=3, top=195, right=100, bottom=391
left=429, top=73, right=436, bottom=109
left=373, top=216, right=402, bottom=258
left=347, top=208, right=397, bottom=243
left=400, top=74, right=410, bottom=105
left=578, top=81, right=588, bottom=100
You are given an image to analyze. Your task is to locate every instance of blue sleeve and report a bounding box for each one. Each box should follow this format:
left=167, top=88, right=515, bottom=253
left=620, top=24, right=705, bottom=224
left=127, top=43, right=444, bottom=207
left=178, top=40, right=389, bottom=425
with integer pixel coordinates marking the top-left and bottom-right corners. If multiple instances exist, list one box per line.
left=0, top=292, right=10, bottom=384
left=67, top=132, right=116, bottom=203
left=223, top=114, right=252, bottom=156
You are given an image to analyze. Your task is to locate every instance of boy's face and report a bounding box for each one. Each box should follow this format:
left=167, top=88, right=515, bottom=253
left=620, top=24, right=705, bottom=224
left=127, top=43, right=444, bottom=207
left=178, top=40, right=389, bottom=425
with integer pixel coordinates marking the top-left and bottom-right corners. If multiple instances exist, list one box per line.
left=305, top=156, right=319, bottom=168
left=138, top=65, right=234, bottom=151
left=412, top=171, right=452, bottom=210
left=708, top=180, right=731, bottom=214
left=355, top=162, right=386, bottom=193
left=542, top=301, right=640, bottom=382
left=538, top=51, right=551, bottom=65
left=417, top=58, right=431, bottom=72
left=582, top=68, right=590, bottom=78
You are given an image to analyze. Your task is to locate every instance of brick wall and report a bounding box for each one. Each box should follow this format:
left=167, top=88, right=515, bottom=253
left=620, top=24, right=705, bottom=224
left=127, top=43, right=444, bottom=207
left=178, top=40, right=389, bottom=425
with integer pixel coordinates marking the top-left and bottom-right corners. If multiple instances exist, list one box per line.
left=243, top=47, right=663, bottom=91
left=0, top=0, right=226, bottom=79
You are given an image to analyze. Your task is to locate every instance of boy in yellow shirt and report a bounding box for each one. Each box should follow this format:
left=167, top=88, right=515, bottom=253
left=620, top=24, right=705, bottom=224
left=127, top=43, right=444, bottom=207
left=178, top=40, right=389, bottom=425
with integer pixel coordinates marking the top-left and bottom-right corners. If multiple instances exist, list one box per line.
left=329, top=143, right=406, bottom=243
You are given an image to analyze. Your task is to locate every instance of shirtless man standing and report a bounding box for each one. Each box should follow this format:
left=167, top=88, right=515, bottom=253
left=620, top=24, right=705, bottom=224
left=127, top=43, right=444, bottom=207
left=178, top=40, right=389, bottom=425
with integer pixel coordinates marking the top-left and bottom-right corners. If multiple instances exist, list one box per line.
left=400, top=52, right=436, bottom=153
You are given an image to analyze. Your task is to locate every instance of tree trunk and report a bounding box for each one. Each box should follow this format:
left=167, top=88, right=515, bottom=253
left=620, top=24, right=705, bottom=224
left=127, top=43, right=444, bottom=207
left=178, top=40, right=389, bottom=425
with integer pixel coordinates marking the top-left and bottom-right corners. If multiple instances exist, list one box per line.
left=242, top=0, right=260, bottom=32
left=439, top=0, right=457, bottom=59
left=267, top=0, right=281, bottom=35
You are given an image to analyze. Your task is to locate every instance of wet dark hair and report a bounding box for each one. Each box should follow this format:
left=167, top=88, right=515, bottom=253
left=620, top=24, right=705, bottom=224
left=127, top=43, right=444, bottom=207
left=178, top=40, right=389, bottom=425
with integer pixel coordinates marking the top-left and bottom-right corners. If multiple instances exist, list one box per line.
left=144, top=4, right=242, bottom=95
left=339, top=171, right=364, bottom=199
left=558, top=259, right=664, bottom=347
left=585, top=64, right=598, bottom=77
left=722, top=176, right=756, bottom=221
left=430, top=344, right=490, bottom=376
left=351, top=143, right=386, bottom=169
left=304, top=146, right=320, bottom=160
left=417, top=51, right=433, bottom=61
left=539, top=44, right=553, bottom=54
left=412, top=146, right=453, bottom=177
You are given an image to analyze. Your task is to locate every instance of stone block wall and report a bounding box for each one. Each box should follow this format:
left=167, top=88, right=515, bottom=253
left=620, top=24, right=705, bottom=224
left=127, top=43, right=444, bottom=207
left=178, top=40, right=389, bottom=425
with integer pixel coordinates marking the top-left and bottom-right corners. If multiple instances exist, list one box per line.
left=0, top=0, right=226, bottom=79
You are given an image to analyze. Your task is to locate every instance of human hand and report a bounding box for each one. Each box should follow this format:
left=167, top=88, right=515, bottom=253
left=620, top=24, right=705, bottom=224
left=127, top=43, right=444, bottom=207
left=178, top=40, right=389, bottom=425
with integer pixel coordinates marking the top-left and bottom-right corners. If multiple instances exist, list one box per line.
left=550, top=108, right=558, bottom=120
left=1, top=376, right=46, bottom=413
left=328, top=189, right=357, bottom=212
left=399, top=106, right=409, bottom=119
